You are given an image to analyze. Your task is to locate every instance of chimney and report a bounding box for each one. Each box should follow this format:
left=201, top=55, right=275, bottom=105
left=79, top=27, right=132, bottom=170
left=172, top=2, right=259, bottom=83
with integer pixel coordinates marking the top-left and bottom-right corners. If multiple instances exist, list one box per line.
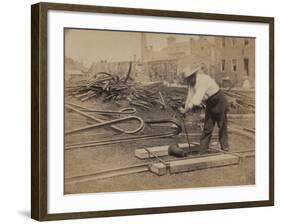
left=190, top=38, right=194, bottom=55
left=141, top=33, right=147, bottom=62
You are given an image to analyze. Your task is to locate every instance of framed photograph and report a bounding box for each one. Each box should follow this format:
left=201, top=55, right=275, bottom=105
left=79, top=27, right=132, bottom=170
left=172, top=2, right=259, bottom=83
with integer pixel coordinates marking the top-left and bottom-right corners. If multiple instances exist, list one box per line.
left=31, top=2, right=274, bottom=221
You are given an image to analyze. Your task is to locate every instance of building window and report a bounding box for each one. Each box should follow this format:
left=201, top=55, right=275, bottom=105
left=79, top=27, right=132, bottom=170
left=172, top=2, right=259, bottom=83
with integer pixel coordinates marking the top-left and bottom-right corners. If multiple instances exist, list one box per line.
left=232, top=59, right=237, bottom=71
left=244, top=58, right=249, bottom=76
left=221, top=59, right=226, bottom=71
left=244, top=39, right=249, bottom=46
left=221, top=38, right=226, bottom=47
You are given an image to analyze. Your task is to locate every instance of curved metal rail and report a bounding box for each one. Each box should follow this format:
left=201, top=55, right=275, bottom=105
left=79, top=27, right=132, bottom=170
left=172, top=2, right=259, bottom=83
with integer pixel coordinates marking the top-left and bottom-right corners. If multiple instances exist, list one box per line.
left=66, top=104, right=142, bottom=134
left=66, top=115, right=144, bottom=135
left=67, top=102, right=136, bottom=115
left=65, top=119, right=182, bottom=150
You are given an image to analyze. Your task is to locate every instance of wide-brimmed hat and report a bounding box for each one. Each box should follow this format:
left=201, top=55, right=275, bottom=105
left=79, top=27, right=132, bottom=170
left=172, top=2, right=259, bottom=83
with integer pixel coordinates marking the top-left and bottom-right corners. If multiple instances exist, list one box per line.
left=181, top=64, right=200, bottom=79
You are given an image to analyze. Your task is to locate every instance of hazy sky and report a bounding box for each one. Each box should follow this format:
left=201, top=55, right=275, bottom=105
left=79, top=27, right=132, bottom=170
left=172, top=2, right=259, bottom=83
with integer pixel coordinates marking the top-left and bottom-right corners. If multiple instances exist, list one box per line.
left=65, top=29, right=194, bottom=68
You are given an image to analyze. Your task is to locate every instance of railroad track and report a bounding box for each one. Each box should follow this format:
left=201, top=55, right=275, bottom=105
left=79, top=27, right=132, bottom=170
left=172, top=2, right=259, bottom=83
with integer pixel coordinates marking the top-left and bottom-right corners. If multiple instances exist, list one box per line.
left=65, top=163, right=149, bottom=185
left=65, top=149, right=255, bottom=185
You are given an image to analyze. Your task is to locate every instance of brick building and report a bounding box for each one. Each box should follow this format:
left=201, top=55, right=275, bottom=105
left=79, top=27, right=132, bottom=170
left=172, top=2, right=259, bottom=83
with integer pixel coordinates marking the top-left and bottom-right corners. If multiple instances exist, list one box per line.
left=211, top=36, right=255, bottom=87
left=141, top=34, right=255, bottom=88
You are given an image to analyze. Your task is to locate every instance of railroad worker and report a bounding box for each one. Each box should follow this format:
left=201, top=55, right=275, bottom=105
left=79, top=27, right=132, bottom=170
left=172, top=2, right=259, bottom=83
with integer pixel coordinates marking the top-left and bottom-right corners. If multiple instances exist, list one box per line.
left=179, top=64, right=229, bottom=153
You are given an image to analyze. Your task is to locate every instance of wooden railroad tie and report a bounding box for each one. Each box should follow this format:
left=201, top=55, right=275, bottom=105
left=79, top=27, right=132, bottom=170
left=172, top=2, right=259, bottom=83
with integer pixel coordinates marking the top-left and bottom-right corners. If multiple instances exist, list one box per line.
left=150, top=154, right=239, bottom=176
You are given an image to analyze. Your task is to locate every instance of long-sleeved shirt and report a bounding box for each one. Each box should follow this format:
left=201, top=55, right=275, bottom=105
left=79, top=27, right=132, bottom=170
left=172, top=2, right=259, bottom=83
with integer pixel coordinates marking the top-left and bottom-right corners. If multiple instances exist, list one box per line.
left=184, top=72, right=220, bottom=110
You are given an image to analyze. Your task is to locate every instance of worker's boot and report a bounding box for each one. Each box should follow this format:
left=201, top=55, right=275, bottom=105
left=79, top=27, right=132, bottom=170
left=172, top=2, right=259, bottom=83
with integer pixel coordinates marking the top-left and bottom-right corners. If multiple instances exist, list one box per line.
left=221, top=147, right=229, bottom=152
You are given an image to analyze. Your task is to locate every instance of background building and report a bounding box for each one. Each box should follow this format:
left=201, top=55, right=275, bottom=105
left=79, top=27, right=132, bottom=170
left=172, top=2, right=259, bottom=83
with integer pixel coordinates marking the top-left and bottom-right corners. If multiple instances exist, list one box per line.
left=141, top=34, right=255, bottom=88
left=212, top=36, right=255, bottom=87
left=65, top=33, right=255, bottom=88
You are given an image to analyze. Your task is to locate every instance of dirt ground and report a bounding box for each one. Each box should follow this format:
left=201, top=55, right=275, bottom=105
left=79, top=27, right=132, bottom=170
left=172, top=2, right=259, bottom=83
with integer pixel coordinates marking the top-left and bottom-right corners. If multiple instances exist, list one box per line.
left=64, top=97, right=255, bottom=195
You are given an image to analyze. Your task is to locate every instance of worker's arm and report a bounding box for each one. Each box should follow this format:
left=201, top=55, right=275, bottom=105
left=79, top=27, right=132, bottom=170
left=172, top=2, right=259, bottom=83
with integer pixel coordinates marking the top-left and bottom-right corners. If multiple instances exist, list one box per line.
left=179, top=87, right=194, bottom=114
left=185, top=87, right=194, bottom=110
left=186, top=84, right=207, bottom=109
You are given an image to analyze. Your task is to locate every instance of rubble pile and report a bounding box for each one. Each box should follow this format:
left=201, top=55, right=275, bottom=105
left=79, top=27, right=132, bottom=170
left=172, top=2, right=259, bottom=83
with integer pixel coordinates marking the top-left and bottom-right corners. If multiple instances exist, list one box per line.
left=67, top=71, right=255, bottom=114
left=67, top=72, right=165, bottom=110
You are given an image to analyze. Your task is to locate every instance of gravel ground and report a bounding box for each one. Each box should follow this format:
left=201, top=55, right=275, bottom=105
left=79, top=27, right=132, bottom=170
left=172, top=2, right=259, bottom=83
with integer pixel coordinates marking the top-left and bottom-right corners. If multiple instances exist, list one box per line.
left=64, top=97, right=255, bottom=194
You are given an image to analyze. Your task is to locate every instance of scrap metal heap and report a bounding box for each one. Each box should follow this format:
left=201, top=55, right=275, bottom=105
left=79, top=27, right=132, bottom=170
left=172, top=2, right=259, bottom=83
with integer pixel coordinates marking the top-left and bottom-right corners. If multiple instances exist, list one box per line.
left=66, top=64, right=254, bottom=114
left=67, top=72, right=164, bottom=110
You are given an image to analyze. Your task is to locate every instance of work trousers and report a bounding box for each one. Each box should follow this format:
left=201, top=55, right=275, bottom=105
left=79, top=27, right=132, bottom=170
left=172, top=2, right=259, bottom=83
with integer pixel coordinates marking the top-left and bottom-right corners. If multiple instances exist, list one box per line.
left=200, top=90, right=229, bottom=151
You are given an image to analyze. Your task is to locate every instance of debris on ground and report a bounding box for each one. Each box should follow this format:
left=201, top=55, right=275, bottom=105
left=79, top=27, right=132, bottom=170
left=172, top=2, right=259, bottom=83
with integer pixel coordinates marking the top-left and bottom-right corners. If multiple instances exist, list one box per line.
left=66, top=70, right=166, bottom=110
left=66, top=68, right=254, bottom=114
left=224, top=90, right=255, bottom=114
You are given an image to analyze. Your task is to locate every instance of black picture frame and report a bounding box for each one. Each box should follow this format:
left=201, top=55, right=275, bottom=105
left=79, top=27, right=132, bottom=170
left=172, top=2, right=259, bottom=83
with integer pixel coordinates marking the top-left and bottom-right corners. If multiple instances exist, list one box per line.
left=31, top=2, right=274, bottom=221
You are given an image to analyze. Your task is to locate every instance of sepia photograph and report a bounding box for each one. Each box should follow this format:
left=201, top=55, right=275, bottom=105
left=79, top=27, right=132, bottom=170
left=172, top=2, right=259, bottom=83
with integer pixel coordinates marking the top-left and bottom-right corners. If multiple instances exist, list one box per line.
left=64, top=28, right=255, bottom=195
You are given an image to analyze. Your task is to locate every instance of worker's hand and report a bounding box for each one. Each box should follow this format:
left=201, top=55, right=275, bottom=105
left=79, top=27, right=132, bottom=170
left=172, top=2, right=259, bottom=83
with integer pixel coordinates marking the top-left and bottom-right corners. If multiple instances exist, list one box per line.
left=179, top=107, right=186, bottom=114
